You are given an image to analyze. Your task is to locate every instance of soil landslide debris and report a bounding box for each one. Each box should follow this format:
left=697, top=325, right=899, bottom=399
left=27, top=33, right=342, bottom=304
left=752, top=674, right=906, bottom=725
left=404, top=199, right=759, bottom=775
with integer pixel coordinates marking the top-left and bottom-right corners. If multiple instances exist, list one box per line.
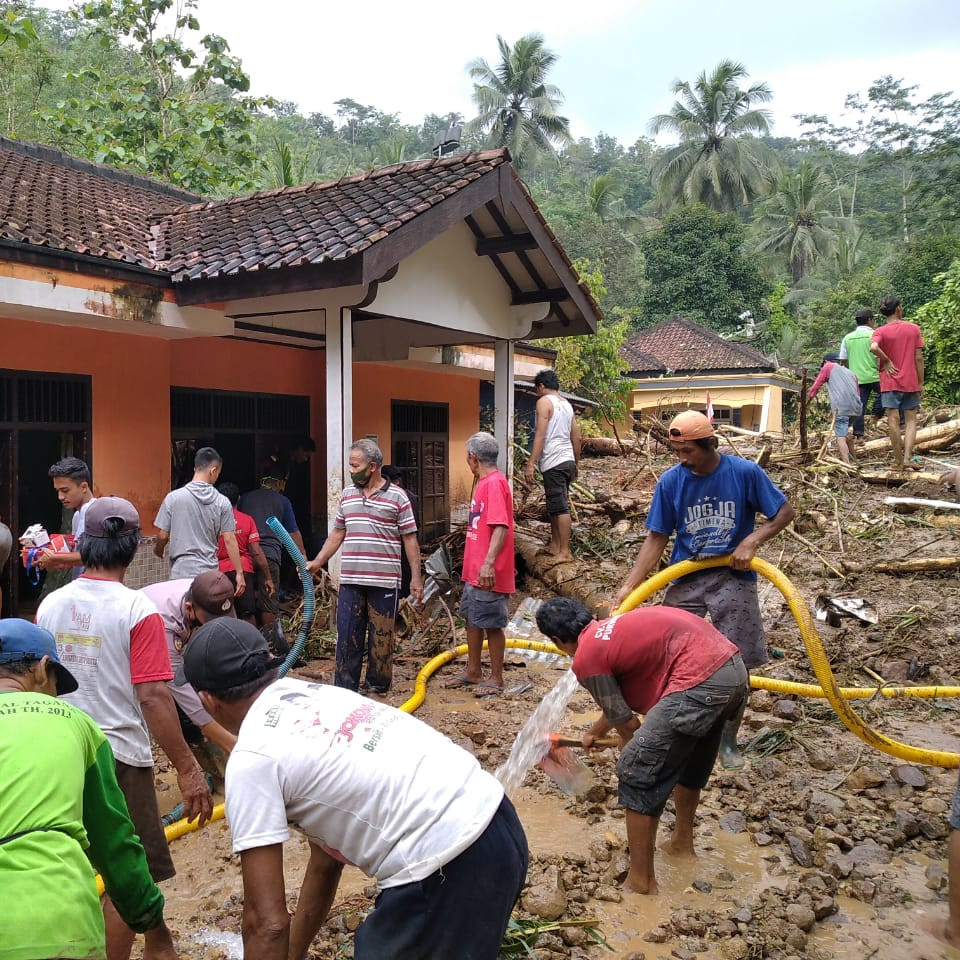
left=153, top=412, right=960, bottom=959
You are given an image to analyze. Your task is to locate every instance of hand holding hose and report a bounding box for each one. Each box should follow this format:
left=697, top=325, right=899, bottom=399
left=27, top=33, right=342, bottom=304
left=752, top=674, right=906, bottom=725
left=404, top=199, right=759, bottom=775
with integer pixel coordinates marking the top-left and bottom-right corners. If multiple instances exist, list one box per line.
left=177, top=764, right=214, bottom=827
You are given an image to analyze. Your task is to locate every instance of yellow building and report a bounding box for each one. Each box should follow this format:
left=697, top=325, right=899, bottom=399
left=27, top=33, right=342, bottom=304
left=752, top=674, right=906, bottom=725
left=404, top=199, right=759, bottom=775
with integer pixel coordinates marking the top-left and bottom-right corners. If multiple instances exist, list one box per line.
left=622, top=317, right=799, bottom=432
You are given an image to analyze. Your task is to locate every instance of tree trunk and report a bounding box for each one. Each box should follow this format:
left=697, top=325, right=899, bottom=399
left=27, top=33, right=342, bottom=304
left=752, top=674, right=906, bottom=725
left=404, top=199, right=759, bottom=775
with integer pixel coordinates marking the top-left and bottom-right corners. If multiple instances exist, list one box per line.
left=842, top=557, right=960, bottom=575
left=859, top=470, right=944, bottom=485
left=862, top=419, right=960, bottom=451
left=515, top=530, right=614, bottom=616
left=799, top=367, right=809, bottom=451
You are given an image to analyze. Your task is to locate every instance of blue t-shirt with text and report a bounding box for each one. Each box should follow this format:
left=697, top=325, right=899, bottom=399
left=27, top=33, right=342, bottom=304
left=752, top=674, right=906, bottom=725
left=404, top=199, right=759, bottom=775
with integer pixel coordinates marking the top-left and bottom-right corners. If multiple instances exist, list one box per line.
left=645, top=456, right=787, bottom=576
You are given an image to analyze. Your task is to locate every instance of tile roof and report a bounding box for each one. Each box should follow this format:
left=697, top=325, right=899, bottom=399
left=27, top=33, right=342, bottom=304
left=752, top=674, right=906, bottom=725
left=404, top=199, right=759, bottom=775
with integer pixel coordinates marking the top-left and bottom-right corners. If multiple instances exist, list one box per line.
left=622, top=317, right=774, bottom=374
left=153, top=150, right=509, bottom=282
left=0, top=136, right=198, bottom=270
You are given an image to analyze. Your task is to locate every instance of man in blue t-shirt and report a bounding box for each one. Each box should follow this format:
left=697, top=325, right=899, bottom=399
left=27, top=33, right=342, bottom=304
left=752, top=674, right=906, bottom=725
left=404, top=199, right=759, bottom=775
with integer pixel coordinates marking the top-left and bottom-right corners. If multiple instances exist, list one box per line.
left=612, top=410, right=794, bottom=769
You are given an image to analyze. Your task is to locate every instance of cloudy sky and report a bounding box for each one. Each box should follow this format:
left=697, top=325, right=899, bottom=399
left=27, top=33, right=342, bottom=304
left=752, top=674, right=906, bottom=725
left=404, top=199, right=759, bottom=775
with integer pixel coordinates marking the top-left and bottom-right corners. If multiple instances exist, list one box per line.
left=38, top=0, right=960, bottom=144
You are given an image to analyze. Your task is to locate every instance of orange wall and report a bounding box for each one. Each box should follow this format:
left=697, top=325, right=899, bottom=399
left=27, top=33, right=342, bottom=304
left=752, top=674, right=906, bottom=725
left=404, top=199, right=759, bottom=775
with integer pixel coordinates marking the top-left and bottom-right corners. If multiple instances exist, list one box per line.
left=353, top=363, right=481, bottom=510
left=170, top=337, right=326, bottom=517
left=2, top=314, right=171, bottom=526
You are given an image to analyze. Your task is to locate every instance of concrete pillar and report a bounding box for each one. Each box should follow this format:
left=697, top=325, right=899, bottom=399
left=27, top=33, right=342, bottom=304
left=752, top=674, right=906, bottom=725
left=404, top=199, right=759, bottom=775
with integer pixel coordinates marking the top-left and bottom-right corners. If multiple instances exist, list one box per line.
left=758, top=385, right=771, bottom=433
left=493, top=339, right=515, bottom=481
left=324, top=307, right=353, bottom=582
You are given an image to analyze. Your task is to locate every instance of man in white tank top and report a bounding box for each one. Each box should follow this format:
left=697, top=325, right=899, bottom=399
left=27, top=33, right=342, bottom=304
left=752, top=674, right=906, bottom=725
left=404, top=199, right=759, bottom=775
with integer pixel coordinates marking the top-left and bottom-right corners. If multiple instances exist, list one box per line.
left=524, top=369, right=581, bottom=561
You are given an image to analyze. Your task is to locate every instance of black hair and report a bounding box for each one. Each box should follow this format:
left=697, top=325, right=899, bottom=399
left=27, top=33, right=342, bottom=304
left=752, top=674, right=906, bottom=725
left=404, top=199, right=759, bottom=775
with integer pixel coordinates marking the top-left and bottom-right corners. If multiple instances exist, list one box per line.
left=693, top=436, right=719, bottom=452
left=194, top=447, right=222, bottom=471
left=534, top=369, right=560, bottom=391
left=0, top=657, right=40, bottom=677
left=261, top=462, right=286, bottom=482
left=879, top=296, right=901, bottom=317
left=79, top=522, right=140, bottom=570
left=203, top=667, right=278, bottom=703
left=381, top=465, right=403, bottom=483
left=48, top=457, right=91, bottom=486
left=536, top=597, right=593, bottom=646
left=218, top=481, right=240, bottom=506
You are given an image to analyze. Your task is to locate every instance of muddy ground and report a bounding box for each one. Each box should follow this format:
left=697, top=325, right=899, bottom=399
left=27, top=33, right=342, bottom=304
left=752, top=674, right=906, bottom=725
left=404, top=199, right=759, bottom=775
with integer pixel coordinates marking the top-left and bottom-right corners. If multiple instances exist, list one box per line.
left=151, top=425, right=960, bottom=960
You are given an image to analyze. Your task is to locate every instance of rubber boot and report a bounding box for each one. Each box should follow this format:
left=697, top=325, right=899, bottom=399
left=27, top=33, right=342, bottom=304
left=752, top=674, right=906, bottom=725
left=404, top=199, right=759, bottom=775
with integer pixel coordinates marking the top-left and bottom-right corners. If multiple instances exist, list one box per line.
left=718, top=718, right=745, bottom=770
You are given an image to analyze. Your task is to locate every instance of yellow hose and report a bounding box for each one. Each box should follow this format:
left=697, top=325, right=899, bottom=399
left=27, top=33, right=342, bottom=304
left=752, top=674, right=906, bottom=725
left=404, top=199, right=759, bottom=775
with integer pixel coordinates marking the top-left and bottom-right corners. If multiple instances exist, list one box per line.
left=617, top=555, right=960, bottom=768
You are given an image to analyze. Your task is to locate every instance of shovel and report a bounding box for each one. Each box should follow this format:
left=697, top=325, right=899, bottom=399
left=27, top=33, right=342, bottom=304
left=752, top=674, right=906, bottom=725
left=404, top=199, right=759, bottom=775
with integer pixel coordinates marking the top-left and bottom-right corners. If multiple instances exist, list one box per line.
left=537, top=733, right=619, bottom=796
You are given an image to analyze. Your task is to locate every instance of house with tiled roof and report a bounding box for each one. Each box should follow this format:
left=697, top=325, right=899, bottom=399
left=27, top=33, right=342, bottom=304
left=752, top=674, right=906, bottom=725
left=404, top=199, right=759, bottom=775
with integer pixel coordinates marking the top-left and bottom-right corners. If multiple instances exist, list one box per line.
left=621, top=317, right=799, bottom=432
left=0, top=136, right=598, bottom=614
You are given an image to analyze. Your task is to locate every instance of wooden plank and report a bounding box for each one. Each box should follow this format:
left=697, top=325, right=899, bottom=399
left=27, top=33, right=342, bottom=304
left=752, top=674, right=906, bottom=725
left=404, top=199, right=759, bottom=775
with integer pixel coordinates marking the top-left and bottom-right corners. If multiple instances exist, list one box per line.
left=512, top=288, right=568, bottom=305
left=476, top=233, right=537, bottom=256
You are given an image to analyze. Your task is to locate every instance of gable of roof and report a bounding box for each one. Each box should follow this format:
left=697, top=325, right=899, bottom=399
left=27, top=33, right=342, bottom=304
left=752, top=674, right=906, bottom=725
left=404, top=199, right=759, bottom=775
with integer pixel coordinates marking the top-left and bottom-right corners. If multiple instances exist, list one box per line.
left=622, top=317, right=774, bottom=375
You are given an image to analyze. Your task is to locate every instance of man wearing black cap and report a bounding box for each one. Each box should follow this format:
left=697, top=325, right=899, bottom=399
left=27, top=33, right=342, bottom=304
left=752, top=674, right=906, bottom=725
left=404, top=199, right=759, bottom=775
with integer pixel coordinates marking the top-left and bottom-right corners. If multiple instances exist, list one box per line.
left=0, top=618, right=177, bottom=960
left=37, top=496, right=213, bottom=960
left=179, top=619, right=528, bottom=960
left=140, top=570, right=241, bottom=755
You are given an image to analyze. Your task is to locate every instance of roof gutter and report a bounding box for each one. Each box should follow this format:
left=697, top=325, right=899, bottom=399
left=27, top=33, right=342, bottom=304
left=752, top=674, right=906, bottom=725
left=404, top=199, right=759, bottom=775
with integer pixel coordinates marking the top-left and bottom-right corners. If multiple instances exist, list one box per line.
left=0, top=239, right=171, bottom=288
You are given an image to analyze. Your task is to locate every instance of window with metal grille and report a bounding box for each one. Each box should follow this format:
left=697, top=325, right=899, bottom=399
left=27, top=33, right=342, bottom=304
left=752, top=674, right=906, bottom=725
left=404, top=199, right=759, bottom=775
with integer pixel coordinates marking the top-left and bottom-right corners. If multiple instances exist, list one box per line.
left=171, top=388, right=308, bottom=433
left=0, top=370, right=90, bottom=428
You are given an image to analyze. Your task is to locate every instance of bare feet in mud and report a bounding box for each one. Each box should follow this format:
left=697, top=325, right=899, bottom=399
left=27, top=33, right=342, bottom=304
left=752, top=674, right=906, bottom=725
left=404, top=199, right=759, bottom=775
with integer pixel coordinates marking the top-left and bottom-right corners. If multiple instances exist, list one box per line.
left=659, top=837, right=697, bottom=862
left=918, top=914, right=960, bottom=951
left=623, top=871, right=659, bottom=896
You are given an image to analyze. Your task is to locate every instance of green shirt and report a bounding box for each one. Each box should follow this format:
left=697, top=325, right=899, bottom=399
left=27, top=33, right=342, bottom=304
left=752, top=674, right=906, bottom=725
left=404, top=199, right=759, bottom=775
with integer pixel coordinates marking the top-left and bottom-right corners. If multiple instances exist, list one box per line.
left=839, top=325, right=879, bottom=384
left=0, top=693, right=164, bottom=960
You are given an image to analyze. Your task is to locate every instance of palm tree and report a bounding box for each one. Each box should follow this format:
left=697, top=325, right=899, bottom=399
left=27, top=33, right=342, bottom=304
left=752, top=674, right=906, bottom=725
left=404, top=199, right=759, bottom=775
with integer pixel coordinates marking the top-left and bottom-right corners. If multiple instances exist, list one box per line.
left=467, top=34, right=572, bottom=169
left=754, top=161, right=839, bottom=281
left=650, top=60, right=774, bottom=212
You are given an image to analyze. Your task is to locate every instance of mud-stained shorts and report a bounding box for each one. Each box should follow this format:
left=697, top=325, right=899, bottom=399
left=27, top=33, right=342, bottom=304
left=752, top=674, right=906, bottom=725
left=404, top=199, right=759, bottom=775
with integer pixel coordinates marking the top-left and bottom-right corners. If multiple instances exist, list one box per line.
left=950, top=769, right=960, bottom=831
left=114, top=761, right=175, bottom=883
left=617, top=655, right=748, bottom=817
left=460, top=583, right=510, bottom=629
left=663, top=567, right=768, bottom=668
left=542, top=460, right=576, bottom=516
left=336, top=582, right=399, bottom=694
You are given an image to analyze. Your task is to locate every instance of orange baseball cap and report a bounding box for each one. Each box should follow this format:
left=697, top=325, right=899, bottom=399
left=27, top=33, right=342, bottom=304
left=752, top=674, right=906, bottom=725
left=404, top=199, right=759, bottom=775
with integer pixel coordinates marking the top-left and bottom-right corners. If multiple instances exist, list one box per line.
left=668, top=410, right=714, bottom=440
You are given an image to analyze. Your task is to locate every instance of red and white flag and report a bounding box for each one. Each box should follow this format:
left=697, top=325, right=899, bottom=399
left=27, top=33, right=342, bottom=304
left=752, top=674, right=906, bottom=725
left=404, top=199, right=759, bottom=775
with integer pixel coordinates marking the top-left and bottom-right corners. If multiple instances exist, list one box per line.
left=705, top=392, right=715, bottom=422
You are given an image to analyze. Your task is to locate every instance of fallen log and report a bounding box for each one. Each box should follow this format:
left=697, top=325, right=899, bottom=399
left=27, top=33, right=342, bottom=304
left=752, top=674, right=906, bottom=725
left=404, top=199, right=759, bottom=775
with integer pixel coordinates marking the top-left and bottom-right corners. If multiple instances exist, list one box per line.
left=859, top=470, right=944, bottom=485
left=842, top=557, right=960, bottom=575
left=515, top=530, right=615, bottom=616
left=861, top=418, right=960, bottom=451
left=581, top=437, right=636, bottom=457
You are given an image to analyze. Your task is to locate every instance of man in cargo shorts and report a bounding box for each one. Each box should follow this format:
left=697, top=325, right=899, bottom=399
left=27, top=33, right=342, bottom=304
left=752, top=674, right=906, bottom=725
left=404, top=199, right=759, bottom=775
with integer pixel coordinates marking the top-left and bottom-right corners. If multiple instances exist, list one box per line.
left=536, top=597, right=748, bottom=897
left=612, top=410, right=794, bottom=769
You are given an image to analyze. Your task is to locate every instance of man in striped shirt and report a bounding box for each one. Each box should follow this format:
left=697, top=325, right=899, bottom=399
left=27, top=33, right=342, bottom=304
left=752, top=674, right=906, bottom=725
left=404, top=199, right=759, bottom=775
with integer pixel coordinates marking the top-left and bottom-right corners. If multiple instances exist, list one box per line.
left=308, top=440, right=422, bottom=695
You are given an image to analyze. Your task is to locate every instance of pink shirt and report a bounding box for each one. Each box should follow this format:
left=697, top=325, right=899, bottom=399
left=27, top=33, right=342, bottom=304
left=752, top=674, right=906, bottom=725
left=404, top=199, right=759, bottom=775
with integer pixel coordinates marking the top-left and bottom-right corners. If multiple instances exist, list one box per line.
left=872, top=320, right=924, bottom=393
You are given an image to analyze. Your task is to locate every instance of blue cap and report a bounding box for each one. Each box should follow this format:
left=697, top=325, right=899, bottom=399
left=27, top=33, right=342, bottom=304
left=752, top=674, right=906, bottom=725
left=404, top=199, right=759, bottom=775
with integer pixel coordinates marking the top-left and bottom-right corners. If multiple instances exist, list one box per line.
left=0, top=619, right=79, bottom=695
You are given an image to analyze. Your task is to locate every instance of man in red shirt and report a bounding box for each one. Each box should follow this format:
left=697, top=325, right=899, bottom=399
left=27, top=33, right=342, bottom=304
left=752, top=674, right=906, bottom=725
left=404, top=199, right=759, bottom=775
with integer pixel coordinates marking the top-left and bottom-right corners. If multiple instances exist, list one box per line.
left=870, top=296, right=925, bottom=469
left=448, top=432, right=515, bottom=696
left=536, top=597, right=748, bottom=897
left=216, top=482, right=274, bottom=624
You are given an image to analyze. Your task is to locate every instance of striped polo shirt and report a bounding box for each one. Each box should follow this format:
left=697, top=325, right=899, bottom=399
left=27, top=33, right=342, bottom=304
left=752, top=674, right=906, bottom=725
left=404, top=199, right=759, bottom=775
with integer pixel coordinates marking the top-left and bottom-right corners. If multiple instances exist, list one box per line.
left=335, top=480, right=417, bottom=589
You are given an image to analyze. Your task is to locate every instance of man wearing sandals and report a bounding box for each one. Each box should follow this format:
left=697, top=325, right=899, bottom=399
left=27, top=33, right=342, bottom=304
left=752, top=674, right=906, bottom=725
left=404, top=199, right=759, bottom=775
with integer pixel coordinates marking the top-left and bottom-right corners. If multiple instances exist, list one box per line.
left=870, top=295, right=925, bottom=470
left=449, top=432, right=515, bottom=697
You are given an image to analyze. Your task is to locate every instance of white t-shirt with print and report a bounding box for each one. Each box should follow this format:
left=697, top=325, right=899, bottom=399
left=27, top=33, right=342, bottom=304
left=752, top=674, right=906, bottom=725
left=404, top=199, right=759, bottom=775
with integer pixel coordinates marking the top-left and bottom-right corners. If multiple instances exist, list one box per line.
left=226, top=678, right=504, bottom=887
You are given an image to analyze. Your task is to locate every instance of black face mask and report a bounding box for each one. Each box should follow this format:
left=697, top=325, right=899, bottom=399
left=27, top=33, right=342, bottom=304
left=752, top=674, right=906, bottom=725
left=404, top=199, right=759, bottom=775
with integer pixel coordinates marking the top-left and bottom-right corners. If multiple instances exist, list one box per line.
left=350, top=468, right=372, bottom=486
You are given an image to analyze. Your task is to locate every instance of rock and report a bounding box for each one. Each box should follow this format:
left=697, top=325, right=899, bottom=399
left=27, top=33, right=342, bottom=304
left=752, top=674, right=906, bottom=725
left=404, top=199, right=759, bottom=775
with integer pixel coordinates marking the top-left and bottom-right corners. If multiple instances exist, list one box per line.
left=594, top=884, right=623, bottom=902
left=755, top=757, right=789, bottom=781
left=588, top=839, right=612, bottom=862
left=750, top=690, right=775, bottom=712
left=824, top=855, right=854, bottom=879
left=848, top=839, right=891, bottom=866
left=894, top=808, right=921, bottom=838
left=532, top=932, right=564, bottom=952
left=844, top=879, right=877, bottom=901
left=921, top=797, right=949, bottom=816
left=808, top=791, right=846, bottom=817
left=622, top=954, right=646, bottom=960
left=813, top=896, right=838, bottom=920
left=720, top=939, right=748, bottom=960
left=459, top=724, right=487, bottom=745
left=806, top=749, right=836, bottom=771
left=715, top=919, right=738, bottom=936
left=583, top=783, right=608, bottom=803
left=785, top=926, right=808, bottom=950
left=892, top=764, right=927, bottom=789
left=642, top=926, right=670, bottom=943
left=845, top=766, right=888, bottom=793
left=731, top=907, right=753, bottom=924
left=521, top=866, right=567, bottom=921
left=605, top=852, right=631, bottom=885
left=881, top=659, right=911, bottom=682
left=919, top=816, right=950, bottom=840
left=772, top=699, right=801, bottom=721
left=718, top=811, right=747, bottom=834
left=812, top=826, right=838, bottom=850
left=752, top=832, right=774, bottom=847
left=926, top=863, right=949, bottom=891
left=785, top=903, right=817, bottom=932
left=692, top=879, right=713, bottom=893
left=560, top=926, right=588, bottom=947
left=786, top=834, right=813, bottom=867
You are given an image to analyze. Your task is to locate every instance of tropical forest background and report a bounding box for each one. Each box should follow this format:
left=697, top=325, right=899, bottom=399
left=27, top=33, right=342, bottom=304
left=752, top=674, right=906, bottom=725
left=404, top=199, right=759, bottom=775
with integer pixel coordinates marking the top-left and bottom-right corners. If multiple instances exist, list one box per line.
left=3, top=0, right=960, bottom=407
